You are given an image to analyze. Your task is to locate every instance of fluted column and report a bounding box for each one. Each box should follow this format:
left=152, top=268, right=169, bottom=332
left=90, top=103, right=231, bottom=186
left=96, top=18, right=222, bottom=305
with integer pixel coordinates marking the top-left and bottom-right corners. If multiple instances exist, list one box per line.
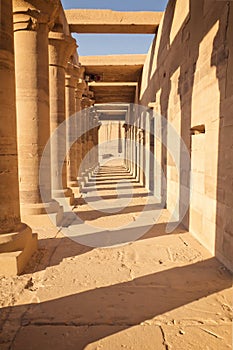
left=65, top=62, right=80, bottom=187
left=49, top=28, right=76, bottom=205
left=0, top=0, right=37, bottom=275
left=13, top=0, right=61, bottom=221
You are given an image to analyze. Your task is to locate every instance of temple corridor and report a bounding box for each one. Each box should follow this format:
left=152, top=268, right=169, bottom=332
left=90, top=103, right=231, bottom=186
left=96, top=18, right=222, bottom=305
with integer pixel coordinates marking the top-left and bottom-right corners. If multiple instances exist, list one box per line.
left=0, top=0, right=233, bottom=349
left=0, top=160, right=232, bottom=349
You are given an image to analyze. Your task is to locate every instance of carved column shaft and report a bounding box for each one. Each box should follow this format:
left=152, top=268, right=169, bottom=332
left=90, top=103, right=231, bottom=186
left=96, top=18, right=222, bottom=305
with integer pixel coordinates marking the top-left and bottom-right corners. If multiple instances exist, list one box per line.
left=65, top=63, right=80, bottom=187
left=13, top=1, right=59, bottom=216
left=49, top=30, right=76, bottom=203
left=88, top=113, right=98, bottom=171
left=0, top=0, right=37, bottom=275
left=81, top=97, right=94, bottom=177
left=87, top=100, right=96, bottom=173
left=88, top=116, right=94, bottom=171
left=75, top=78, right=86, bottom=184
left=81, top=98, right=89, bottom=176
left=0, top=0, right=21, bottom=233
left=92, top=119, right=101, bottom=169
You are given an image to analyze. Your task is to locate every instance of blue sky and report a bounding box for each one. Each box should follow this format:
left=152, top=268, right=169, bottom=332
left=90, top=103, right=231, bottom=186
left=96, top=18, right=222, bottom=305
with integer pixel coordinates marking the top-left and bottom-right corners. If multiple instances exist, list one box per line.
left=61, top=0, right=168, bottom=56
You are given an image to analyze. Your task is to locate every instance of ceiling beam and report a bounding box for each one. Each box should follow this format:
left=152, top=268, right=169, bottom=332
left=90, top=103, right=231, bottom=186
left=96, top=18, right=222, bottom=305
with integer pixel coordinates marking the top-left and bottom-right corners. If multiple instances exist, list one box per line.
left=88, top=82, right=137, bottom=87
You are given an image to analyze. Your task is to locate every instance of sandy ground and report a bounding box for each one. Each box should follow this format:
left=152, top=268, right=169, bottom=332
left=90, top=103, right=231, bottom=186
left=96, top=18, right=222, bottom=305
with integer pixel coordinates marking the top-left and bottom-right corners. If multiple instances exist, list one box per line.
left=0, top=160, right=232, bottom=350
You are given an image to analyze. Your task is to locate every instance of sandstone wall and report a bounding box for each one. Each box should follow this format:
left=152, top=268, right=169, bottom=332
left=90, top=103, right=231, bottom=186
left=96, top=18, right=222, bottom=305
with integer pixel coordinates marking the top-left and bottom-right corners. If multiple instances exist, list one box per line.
left=139, top=0, right=233, bottom=271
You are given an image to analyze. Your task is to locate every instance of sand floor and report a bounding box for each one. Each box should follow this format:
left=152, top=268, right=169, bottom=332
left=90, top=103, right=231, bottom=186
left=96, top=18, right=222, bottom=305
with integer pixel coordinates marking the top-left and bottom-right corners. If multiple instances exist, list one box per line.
left=0, top=161, right=232, bottom=349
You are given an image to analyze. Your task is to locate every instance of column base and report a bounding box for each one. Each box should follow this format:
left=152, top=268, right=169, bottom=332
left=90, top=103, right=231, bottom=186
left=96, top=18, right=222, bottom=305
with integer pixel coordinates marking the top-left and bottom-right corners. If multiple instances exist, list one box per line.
left=0, top=223, right=38, bottom=276
left=21, top=200, right=61, bottom=215
left=78, top=180, right=86, bottom=193
left=64, top=187, right=75, bottom=205
left=53, top=188, right=74, bottom=206
left=72, top=187, right=82, bottom=199
left=75, top=177, right=83, bottom=194
left=93, top=166, right=100, bottom=175
left=20, top=200, right=64, bottom=227
left=78, top=172, right=86, bottom=190
left=83, top=174, right=89, bottom=187
left=68, top=179, right=79, bottom=188
left=90, top=165, right=99, bottom=177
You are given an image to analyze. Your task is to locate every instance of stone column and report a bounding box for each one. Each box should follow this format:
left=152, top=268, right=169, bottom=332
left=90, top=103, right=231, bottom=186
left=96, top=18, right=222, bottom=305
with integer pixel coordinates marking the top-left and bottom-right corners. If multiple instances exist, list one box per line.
left=80, top=97, right=90, bottom=185
left=87, top=94, right=95, bottom=176
left=89, top=110, right=99, bottom=173
left=13, top=0, right=61, bottom=224
left=49, top=28, right=76, bottom=205
left=0, top=0, right=37, bottom=275
left=81, top=97, right=95, bottom=184
left=92, top=116, right=101, bottom=171
left=75, top=77, right=86, bottom=188
left=65, top=62, right=80, bottom=188
left=88, top=112, right=94, bottom=173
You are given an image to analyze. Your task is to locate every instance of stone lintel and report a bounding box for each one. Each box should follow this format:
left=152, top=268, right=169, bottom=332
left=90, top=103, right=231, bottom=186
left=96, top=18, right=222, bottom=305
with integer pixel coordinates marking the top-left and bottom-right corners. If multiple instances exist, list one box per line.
left=80, top=54, right=146, bottom=67
left=65, top=9, right=163, bottom=34
left=88, top=82, right=138, bottom=87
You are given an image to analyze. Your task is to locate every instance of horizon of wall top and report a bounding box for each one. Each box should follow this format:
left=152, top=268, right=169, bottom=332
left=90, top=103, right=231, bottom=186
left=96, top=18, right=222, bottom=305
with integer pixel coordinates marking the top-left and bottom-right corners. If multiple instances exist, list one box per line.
left=65, top=9, right=163, bottom=34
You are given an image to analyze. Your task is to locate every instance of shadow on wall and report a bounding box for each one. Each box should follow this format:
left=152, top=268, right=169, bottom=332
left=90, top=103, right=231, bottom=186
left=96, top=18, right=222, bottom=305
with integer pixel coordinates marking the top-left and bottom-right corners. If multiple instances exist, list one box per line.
left=1, top=258, right=231, bottom=349
left=139, top=0, right=233, bottom=270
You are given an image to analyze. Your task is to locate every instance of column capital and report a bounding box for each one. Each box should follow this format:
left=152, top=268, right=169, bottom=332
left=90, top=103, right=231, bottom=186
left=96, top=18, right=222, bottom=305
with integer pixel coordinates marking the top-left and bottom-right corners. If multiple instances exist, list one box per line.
left=75, top=79, right=86, bottom=98
left=89, top=98, right=95, bottom=106
left=81, top=96, right=95, bottom=109
left=49, top=32, right=77, bottom=68
left=13, top=0, right=60, bottom=31
left=87, top=91, right=94, bottom=99
left=81, top=97, right=90, bottom=109
left=81, top=91, right=95, bottom=107
left=89, top=115, right=96, bottom=129
left=65, top=62, right=80, bottom=88
left=93, top=115, right=100, bottom=127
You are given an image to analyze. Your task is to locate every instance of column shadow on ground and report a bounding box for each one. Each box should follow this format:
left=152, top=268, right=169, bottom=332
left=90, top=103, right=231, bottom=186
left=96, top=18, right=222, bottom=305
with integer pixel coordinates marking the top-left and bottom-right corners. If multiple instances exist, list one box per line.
left=1, top=258, right=232, bottom=349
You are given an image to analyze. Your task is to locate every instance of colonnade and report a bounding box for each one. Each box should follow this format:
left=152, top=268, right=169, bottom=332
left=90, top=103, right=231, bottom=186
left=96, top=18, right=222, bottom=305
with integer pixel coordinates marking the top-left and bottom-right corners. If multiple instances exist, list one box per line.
left=0, top=0, right=100, bottom=275
left=124, top=107, right=153, bottom=188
